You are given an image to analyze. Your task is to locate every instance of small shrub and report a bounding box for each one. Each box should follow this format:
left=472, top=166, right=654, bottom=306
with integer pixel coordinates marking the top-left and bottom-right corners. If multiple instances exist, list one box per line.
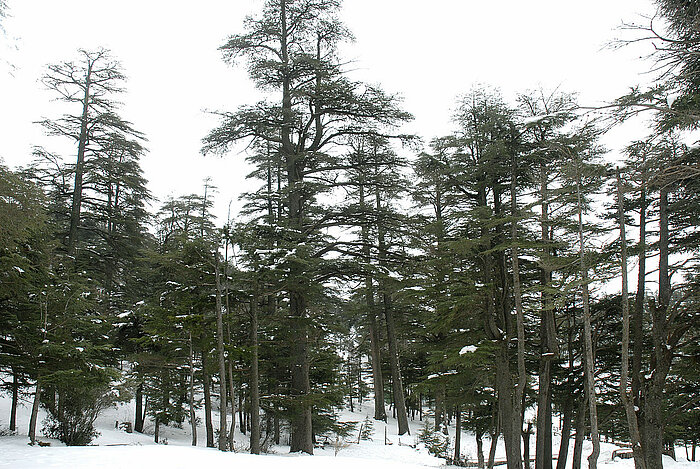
left=41, top=368, right=117, bottom=446
left=358, top=415, right=374, bottom=441
left=418, top=422, right=450, bottom=459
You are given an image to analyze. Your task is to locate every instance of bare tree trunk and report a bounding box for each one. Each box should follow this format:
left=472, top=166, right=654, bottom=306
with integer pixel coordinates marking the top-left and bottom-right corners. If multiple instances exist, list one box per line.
left=135, top=382, right=144, bottom=433
left=536, top=166, right=556, bottom=469
left=288, top=289, right=312, bottom=453
left=523, top=422, right=533, bottom=469
left=512, top=167, right=528, bottom=469
left=617, top=170, right=646, bottom=469
left=188, top=333, right=198, bottom=446
left=227, top=359, right=236, bottom=450
left=576, top=169, right=599, bottom=469
left=154, top=416, right=160, bottom=444
left=250, top=291, right=261, bottom=454
left=28, top=380, right=41, bottom=444
left=10, top=368, right=18, bottom=432
left=454, top=405, right=462, bottom=462
left=572, top=393, right=588, bottom=469
left=202, top=353, right=215, bottom=448
left=488, top=416, right=500, bottom=469
left=435, top=388, right=444, bottom=433
left=361, top=181, right=386, bottom=422
left=640, top=187, right=673, bottom=469
left=555, top=398, right=573, bottom=469
left=632, top=159, right=647, bottom=429
left=214, top=260, right=228, bottom=451
left=377, top=189, right=409, bottom=435
left=477, top=430, right=486, bottom=469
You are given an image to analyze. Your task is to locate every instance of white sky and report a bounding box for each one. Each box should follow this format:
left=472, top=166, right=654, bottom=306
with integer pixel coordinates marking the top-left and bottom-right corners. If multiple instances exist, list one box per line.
left=0, top=0, right=656, bottom=223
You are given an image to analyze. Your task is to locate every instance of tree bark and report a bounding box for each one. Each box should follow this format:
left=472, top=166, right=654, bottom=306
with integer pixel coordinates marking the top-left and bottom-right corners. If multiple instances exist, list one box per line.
left=640, top=187, right=673, bottom=469
left=477, top=430, right=486, bottom=469
left=154, top=416, right=160, bottom=444
left=67, top=62, right=92, bottom=254
left=454, top=405, right=462, bottom=462
left=214, top=260, right=228, bottom=451
left=227, top=358, right=236, bottom=450
left=572, top=400, right=586, bottom=469
left=202, top=352, right=215, bottom=448
left=28, top=380, right=41, bottom=444
left=250, top=291, right=261, bottom=454
left=536, top=166, right=556, bottom=469
left=377, top=188, right=409, bottom=435
left=361, top=181, right=386, bottom=422
left=617, top=170, right=646, bottom=469
left=512, top=166, right=528, bottom=469
left=435, top=388, right=444, bottom=434
left=135, top=382, right=144, bottom=433
left=488, top=415, right=500, bottom=469
left=188, top=333, right=198, bottom=446
left=10, top=368, right=18, bottom=432
left=555, top=398, right=573, bottom=469
left=632, top=159, right=647, bottom=423
left=576, top=168, right=599, bottom=469
left=523, top=421, right=533, bottom=469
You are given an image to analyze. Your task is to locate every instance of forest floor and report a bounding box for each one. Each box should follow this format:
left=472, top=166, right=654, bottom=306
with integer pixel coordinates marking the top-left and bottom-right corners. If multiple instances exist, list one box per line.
left=0, top=390, right=698, bottom=469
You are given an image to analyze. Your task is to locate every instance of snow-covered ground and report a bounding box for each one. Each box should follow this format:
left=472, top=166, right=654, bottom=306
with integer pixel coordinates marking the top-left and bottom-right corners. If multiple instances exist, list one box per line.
left=0, top=389, right=697, bottom=469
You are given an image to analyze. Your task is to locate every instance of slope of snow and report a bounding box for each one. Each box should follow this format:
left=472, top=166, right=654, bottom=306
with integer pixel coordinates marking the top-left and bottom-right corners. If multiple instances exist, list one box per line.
left=1, top=387, right=698, bottom=469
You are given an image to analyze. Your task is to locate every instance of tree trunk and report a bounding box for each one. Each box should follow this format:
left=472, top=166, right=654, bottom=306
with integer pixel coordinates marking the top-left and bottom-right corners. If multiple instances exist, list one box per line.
left=214, top=260, right=228, bottom=451
left=577, top=169, right=599, bottom=469
left=632, top=161, right=647, bottom=430
left=382, top=290, right=409, bottom=435
left=67, top=63, right=93, bottom=254
left=188, top=333, right=198, bottom=446
left=278, top=0, right=312, bottom=454
left=512, top=169, right=528, bottom=469
left=523, top=421, right=533, bottom=469
left=488, top=417, right=500, bottom=469
left=361, top=181, right=386, bottom=422
left=617, top=170, right=646, bottom=469
left=639, top=186, right=672, bottom=469
left=10, top=368, right=18, bottom=432
left=536, top=166, right=555, bottom=469
left=555, top=398, right=573, bottom=469
left=227, top=359, right=236, bottom=450
left=496, top=344, right=522, bottom=469
left=572, top=390, right=588, bottom=469
left=250, top=291, right=261, bottom=454
left=28, top=380, right=41, bottom=444
left=377, top=189, right=409, bottom=435
left=202, top=353, right=215, bottom=448
left=435, top=388, right=444, bottom=433
left=135, top=382, right=144, bottom=433
left=154, top=416, right=160, bottom=444
left=477, top=430, right=486, bottom=469
left=454, top=405, right=462, bottom=462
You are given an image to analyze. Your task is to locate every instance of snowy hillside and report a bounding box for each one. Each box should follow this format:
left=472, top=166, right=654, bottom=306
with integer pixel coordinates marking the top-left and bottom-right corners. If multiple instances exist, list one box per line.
left=1, top=390, right=699, bottom=469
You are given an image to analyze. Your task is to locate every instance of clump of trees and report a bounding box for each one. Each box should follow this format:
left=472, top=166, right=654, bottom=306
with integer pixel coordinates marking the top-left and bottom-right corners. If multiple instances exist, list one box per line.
left=0, top=2, right=697, bottom=467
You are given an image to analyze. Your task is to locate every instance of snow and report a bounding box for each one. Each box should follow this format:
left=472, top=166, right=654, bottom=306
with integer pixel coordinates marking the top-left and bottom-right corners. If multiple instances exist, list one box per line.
left=459, top=345, right=478, bottom=355
left=0, top=381, right=698, bottom=469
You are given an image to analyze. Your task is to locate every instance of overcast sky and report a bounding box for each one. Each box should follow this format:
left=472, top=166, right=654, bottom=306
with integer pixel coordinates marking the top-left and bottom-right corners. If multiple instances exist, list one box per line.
left=0, top=0, right=656, bottom=223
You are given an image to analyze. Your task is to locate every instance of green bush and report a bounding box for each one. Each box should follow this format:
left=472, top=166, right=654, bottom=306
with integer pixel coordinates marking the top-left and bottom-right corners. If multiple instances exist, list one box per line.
left=418, top=422, right=450, bottom=459
left=41, top=369, right=117, bottom=446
